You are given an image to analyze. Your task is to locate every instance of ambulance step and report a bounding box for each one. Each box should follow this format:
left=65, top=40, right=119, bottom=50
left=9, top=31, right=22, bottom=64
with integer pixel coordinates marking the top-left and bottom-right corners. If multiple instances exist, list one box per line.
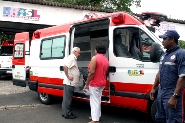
left=73, top=92, right=109, bottom=102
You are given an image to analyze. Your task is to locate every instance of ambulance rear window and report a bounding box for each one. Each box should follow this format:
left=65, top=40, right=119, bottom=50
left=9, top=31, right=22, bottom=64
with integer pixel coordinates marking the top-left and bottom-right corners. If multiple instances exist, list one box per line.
left=14, top=44, right=24, bottom=58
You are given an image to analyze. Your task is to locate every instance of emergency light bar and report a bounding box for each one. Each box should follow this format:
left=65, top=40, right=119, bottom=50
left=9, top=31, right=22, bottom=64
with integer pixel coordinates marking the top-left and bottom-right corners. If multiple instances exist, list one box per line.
left=83, top=12, right=98, bottom=20
left=140, top=12, right=167, bottom=27
left=111, top=13, right=124, bottom=24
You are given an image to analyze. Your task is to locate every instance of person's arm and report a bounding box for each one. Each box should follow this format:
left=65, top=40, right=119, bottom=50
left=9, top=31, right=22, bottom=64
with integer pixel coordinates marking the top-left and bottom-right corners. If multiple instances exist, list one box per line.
left=152, top=71, right=160, bottom=89
left=83, top=56, right=96, bottom=89
left=63, top=65, right=73, bottom=81
left=168, top=78, right=185, bottom=109
left=168, top=52, right=185, bottom=108
left=63, top=65, right=69, bottom=78
left=150, top=71, right=160, bottom=100
left=63, top=56, right=74, bottom=81
left=173, top=77, right=185, bottom=96
left=174, top=53, right=185, bottom=96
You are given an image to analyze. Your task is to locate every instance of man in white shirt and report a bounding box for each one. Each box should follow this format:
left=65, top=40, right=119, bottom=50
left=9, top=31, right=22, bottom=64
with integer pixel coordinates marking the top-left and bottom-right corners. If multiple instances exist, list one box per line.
left=62, top=47, right=80, bottom=119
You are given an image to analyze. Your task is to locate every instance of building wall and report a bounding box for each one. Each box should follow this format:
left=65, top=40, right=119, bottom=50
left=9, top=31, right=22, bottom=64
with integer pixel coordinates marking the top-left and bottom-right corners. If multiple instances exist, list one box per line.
left=159, top=22, right=185, bottom=41
left=0, top=1, right=106, bottom=25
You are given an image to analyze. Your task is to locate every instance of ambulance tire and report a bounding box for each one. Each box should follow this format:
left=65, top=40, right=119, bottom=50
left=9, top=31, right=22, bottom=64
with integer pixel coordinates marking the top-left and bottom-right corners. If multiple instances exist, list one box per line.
left=151, top=99, right=157, bottom=121
left=38, top=92, right=52, bottom=105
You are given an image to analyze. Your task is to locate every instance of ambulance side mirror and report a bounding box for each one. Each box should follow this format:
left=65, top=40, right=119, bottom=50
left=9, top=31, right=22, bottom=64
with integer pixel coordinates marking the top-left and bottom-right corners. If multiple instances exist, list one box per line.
left=150, top=43, right=164, bottom=62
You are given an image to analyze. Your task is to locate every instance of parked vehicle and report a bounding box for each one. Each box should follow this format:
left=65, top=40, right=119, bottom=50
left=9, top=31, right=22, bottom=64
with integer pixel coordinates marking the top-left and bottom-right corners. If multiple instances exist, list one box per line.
left=12, top=11, right=175, bottom=120
left=0, top=38, right=14, bottom=78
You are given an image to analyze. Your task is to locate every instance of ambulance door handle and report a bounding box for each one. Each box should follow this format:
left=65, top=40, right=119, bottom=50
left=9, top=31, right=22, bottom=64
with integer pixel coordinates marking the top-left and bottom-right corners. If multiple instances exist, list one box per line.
left=12, top=65, right=15, bottom=68
left=109, top=66, right=116, bottom=73
left=60, top=66, right=64, bottom=71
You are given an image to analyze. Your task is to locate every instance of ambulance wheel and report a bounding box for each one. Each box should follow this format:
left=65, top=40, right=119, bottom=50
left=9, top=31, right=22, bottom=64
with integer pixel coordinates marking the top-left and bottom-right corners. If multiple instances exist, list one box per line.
left=151, top=99, right=157, bottom=121
left=38, top=92, right=52, bottom=105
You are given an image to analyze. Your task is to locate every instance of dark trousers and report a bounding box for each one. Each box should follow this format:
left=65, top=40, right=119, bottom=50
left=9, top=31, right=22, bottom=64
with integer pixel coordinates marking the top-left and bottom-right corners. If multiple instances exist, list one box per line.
left=155, top=89, right=182, bottom=123
left=62, top=84, right=75, bottom=116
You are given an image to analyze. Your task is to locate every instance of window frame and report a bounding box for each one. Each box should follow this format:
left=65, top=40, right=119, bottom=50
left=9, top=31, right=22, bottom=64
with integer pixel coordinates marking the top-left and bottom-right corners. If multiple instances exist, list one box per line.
left=40, top=35, right=66, bottom=60
left=13, top=43, right=25, bottom=59
left=113, top=27, right=155, bottom=62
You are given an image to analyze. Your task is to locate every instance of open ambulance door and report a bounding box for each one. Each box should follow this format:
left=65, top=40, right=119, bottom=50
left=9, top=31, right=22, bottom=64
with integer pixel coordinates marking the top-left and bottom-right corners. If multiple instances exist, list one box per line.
left=70, top=23, right=110, bottom=103
left=12, top=32, right=29, bottom=87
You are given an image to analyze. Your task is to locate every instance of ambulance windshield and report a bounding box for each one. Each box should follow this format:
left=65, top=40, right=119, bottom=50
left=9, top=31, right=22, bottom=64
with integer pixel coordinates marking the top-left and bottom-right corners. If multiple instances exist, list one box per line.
left=0, top=46, right=13, bottom=56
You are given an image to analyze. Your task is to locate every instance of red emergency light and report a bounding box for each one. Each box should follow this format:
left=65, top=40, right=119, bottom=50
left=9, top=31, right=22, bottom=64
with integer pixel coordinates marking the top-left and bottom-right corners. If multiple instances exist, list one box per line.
left=34, top=31, right=41, bottom=39
left=112, top=13, right=124, bottom=24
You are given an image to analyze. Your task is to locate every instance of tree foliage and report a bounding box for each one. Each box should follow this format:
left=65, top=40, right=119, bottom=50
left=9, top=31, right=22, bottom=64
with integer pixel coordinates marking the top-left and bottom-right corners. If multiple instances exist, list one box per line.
left=179, top=40, right=185, bottom=49
left=45, top=0, right=141, bottom=12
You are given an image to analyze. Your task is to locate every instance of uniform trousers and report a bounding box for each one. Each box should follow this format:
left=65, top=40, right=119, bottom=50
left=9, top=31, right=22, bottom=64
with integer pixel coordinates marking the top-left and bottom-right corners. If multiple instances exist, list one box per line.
left=155, top=88, right=182, bottom=123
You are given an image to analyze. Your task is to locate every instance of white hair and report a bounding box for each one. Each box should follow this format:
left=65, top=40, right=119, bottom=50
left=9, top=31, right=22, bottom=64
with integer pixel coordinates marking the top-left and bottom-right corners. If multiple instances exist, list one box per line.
left=71, top=47, right=80, bottom=53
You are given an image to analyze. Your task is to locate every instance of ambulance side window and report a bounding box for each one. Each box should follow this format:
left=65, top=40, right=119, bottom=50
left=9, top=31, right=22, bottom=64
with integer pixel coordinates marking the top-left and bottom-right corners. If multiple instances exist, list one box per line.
left=52, top=37, right=65, bottom=57
left=40, top=36, right=66, bottom=59
left=41, top=39, right=52, bottom=58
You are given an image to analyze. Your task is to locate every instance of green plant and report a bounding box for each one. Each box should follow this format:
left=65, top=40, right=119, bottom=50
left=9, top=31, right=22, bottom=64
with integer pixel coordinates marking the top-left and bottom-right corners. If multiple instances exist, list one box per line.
left=179, top=40, right=185, bottom=49
left=45, top=0, right=141, bottom=12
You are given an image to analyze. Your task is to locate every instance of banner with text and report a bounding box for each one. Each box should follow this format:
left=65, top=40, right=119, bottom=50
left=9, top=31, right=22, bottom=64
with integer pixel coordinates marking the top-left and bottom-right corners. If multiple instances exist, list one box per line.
left=3, top=6, right=41, bottom=21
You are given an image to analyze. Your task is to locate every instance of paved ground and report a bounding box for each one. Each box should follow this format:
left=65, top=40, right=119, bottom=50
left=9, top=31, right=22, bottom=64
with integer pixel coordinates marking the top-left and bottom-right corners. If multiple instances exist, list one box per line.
left=0, top=81, right=29, bottom=95
left=0, top=77, right=154, bottom=123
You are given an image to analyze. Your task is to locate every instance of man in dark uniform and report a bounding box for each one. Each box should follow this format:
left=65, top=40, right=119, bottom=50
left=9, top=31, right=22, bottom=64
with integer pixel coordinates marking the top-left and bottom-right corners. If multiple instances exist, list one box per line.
left=150, top=30, right=185, bottom=123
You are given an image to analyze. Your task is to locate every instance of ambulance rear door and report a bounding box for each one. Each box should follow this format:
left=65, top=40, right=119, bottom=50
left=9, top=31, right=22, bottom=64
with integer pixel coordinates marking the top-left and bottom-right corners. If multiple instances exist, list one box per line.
left=12, top=32, right=29, bottom=87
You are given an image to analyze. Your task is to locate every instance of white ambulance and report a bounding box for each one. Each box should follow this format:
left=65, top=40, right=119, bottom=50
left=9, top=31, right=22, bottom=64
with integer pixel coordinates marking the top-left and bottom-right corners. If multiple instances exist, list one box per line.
left=12, top=12, right=168, bottom=120
left=0, top=39, right=14, bottom=78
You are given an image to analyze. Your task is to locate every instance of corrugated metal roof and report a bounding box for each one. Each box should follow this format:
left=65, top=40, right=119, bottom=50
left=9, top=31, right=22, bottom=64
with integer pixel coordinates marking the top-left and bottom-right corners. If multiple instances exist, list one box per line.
left=2, top=0, right=185, bottom=24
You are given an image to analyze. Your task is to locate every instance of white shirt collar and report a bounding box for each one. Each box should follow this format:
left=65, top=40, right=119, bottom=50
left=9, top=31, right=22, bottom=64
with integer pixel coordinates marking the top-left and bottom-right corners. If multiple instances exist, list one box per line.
left=71, top=53, right=77, bottom=60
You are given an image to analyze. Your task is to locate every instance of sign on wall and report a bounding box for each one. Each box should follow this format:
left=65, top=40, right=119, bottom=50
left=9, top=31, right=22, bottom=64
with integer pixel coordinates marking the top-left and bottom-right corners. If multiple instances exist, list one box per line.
left=159, top=23, right=176, bottom=31
left=3, top=6, right=41, bottom=21
left=156, top=22, right=185, bottom=40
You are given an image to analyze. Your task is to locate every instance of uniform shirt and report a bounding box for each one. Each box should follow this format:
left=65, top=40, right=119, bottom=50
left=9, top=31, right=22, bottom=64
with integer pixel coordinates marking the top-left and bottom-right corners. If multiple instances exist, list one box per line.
left=159, top=45, right=185, bottom=91
left=63, top=54, right=80, bottom=87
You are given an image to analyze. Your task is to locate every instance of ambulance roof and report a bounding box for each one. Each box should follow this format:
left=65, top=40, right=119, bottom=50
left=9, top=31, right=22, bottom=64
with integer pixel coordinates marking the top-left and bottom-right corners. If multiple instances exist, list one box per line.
left=32, top=12, right=142, bottom=39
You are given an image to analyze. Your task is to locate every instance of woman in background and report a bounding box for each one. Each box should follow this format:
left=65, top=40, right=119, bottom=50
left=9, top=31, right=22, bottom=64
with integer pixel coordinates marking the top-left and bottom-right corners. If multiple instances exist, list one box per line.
left=83, top=43, right=109, bottom=123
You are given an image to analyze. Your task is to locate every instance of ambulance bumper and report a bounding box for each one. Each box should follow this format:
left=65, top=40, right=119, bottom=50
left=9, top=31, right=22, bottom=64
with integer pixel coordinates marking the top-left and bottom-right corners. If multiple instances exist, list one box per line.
left=0, top=69, right=12, bottom=76
left=28, top=80, right=37, bottom=92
